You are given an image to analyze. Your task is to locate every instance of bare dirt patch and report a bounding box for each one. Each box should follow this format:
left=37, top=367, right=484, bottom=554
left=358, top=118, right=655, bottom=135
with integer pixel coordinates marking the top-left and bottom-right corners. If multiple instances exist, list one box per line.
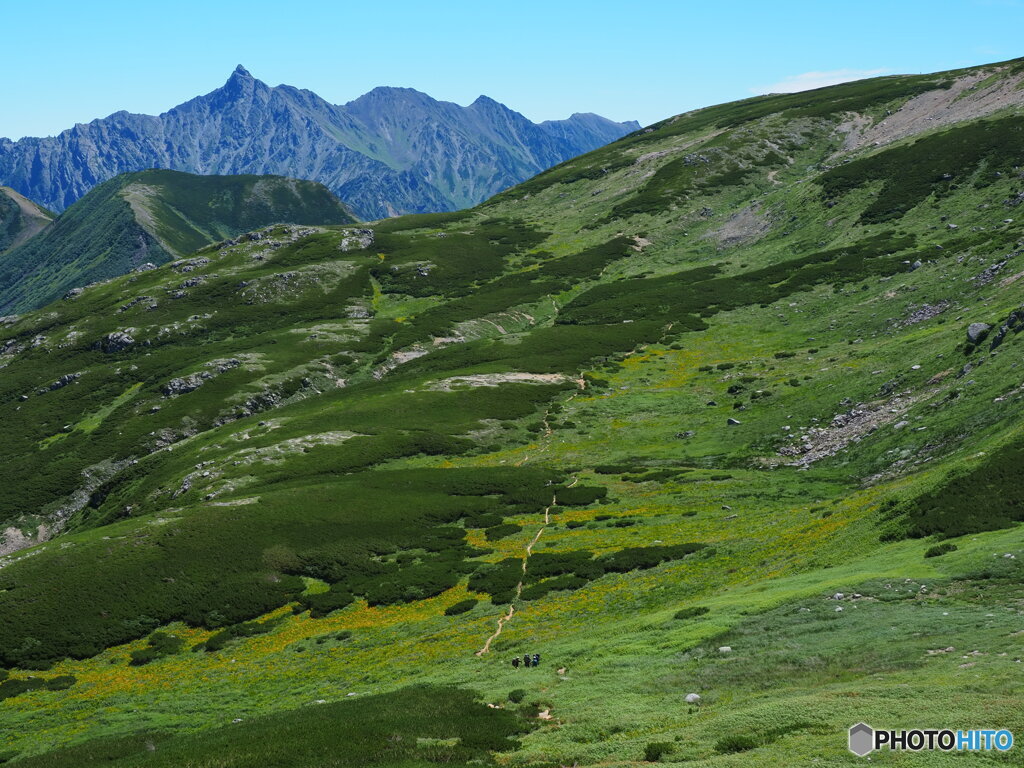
left=835, top=67, right=1024, bottom=155
left=703, top=202, right=772, bottom=248
left=425, top=372, right=577, bottom=391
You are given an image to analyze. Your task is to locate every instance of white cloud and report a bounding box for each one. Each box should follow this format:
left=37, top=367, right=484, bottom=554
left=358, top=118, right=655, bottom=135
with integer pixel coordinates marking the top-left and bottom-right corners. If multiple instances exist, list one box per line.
left=752, top=68, right=892, bottom=95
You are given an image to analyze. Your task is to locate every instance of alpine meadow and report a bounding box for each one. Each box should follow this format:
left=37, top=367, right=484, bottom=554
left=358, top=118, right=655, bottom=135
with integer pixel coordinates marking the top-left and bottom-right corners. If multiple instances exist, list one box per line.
left=0, top=50, right=1023, bottom=768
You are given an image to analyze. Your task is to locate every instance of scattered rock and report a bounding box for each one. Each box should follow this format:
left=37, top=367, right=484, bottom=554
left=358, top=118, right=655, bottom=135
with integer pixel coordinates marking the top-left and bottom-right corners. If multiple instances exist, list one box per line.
left=119, top=296, right=155, bottom=313
left=897, top=301, right=950, bottom=327
left=685, top=693, right=701, bottom=704
left=209, top=358, right=242, bottom=374
left=63, top=287, right=84, bottom=300
left=726, top=417, right=741, bottom=426
left=972, top=255, right=1013, bottom=286
left=718, top=646, right=732, bottom=654
left=133, top=262, right=158, bottom=273
left=171, top=257, right=211, bottom=273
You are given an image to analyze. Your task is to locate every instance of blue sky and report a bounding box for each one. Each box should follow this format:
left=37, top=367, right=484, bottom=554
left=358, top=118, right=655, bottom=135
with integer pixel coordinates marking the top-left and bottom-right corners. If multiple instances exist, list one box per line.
left=2, top=0, right=1021, bottom=140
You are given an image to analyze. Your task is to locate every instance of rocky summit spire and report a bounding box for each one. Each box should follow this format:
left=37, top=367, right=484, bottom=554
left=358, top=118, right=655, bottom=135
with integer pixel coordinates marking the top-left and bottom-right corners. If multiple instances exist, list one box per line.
left=218, top=64, right=261, bottom=100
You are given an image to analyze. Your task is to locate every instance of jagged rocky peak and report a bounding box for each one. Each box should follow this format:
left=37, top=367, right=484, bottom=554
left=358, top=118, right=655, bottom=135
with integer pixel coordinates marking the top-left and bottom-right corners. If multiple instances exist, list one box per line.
left=217, top=64, right=266, bottom=100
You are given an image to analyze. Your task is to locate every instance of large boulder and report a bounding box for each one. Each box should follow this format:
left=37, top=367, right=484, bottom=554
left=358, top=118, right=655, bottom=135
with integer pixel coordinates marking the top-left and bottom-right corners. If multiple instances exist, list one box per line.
left=966, top=322, right=991, bottom=344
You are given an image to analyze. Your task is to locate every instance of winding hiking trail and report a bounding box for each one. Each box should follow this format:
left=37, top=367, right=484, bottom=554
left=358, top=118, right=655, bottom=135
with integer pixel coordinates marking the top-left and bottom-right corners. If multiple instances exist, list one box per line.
left=476, top=378, right=587, bottom=656
left=476, top=475, right=579, bottom=656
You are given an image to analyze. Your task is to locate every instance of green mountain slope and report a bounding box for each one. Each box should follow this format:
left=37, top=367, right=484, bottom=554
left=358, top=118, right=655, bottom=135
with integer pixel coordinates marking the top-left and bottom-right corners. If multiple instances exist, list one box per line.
left=1, top=58, right=1023, bottom=766
left=0, top=186, right=53, bottom=254
left=0, top=170, right=356, bottom=313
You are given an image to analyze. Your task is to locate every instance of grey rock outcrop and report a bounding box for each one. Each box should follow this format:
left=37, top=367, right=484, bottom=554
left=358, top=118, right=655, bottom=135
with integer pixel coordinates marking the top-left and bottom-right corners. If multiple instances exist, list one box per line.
left=163, top=373, right=210, bottom=396
left=48, top=372, right=82, bottom=390
left=338, top=228, right=375, bottom=252
left=99, top=330, right=135, bottom=353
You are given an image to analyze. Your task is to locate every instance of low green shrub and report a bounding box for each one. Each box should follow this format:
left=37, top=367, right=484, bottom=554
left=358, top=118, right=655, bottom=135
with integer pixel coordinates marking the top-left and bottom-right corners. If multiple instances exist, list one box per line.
left=444, top=599, right=479, bottom=616
left=674, top=606, right=710, bottom=620
left=644, top=742, right=675, bottom=762
left=128, top=632, right=185, bottom=666
left=195, top=618, right=281, bottom=652
left=485, top=523, right=521, bottom=541
left=925, top=542, right=958, bottom=558
left=715, top=734, right=760, bottom=753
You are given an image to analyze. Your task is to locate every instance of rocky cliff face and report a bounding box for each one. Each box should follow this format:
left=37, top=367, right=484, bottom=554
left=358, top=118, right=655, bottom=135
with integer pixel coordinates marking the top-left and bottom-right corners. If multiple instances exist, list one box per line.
left=0, top=67, right=639, bottom=219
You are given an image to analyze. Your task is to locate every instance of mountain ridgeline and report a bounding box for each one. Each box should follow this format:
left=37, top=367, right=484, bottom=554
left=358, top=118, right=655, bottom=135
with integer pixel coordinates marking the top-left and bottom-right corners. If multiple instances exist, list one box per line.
left=0, top=67, right=639, bottom=220
left=0, top=170, right=355, bottom=313
left=0, top=186, right=52, bottom=254
left=2, top=57, right=1024, bottom=767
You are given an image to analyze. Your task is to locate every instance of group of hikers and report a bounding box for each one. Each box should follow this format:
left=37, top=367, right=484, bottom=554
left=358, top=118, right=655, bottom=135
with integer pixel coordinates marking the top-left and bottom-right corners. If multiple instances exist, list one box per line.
left=511, top=653, right=541, bottom=668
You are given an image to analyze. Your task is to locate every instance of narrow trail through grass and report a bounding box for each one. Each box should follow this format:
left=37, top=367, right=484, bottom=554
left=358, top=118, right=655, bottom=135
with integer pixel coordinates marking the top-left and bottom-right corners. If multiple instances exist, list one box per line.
left=475, top=475, right=578, bottom=656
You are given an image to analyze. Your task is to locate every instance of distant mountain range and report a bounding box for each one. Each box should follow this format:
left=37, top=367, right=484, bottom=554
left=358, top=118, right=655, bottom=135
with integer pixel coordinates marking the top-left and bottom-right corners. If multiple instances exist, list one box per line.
left=0, top=169, right=354, bottom=312
left=0, top=67, right=639, bottom=220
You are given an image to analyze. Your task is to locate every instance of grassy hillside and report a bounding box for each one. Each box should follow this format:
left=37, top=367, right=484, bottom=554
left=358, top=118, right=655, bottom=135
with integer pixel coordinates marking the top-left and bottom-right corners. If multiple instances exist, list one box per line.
left=0, top=170, right=356, bottom=313
left=0, top=58, right=1023, bottom=766
left=0, top=186, right=53, bottom=254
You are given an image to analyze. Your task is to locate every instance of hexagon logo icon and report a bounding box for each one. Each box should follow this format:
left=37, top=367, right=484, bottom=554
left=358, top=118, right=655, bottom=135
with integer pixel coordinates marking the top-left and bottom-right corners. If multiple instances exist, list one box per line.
left=848, top=722, right=874, bottom=756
